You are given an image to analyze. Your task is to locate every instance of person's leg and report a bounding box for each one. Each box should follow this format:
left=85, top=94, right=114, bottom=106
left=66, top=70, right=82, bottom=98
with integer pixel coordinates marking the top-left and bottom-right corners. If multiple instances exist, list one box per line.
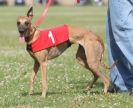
left=106, top=0, right=133, bottom=92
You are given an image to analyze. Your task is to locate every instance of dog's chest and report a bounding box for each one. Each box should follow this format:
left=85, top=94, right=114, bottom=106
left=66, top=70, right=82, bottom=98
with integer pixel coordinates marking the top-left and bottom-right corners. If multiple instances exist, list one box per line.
left=29, top=25, right=69, bottom=53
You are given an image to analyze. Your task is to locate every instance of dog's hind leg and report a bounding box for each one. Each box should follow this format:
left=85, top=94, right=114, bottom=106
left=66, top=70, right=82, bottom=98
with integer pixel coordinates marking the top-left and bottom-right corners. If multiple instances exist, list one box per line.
left=76, top=45, right=99, bottom=91
left=29, top=60, right=40, bottom=95
left=83, top=42, right=109, bottom=93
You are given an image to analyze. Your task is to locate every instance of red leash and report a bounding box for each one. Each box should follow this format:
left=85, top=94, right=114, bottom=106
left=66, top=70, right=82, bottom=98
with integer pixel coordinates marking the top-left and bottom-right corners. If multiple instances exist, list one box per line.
left=35, top=0, right=52, bottom=27
left=35, top=0, right=80, bottom=27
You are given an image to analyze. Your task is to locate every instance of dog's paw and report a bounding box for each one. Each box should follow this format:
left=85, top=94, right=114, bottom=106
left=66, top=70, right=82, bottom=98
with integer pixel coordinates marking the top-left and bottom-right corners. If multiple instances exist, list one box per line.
left=29, top=91, right=34, bottom=96
left=85, top=86, right=92, bottom=91
left=83, top=87, right=91, bottom=94
left=103, top=88, right=108, bottom=93
left=41, top=92, right=47, bottom=98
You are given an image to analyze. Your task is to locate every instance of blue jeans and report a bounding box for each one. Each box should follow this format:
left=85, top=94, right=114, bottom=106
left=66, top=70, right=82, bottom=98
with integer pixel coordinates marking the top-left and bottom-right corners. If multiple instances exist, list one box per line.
left=106, top=0, right=133, bottom=91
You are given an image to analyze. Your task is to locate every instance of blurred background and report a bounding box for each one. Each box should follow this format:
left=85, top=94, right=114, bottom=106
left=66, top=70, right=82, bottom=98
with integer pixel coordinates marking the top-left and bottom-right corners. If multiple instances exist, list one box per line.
left=0, top=0, right=108, bottom=6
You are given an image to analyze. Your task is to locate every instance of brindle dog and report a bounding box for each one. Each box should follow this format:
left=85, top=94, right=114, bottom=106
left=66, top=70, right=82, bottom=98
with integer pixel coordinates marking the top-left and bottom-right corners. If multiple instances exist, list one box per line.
left=17, top=7, right=112, bottom=97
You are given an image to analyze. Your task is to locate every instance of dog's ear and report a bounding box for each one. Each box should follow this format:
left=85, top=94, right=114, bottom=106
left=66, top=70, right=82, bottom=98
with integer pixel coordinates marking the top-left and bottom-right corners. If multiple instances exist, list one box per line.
left=27, top=7, right=33, bottom=20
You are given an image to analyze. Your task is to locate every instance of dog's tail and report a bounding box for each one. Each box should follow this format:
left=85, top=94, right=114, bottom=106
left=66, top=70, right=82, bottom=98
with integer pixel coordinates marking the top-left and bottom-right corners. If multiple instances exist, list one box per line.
left=98, top=37, right=117, bottom=70
left=100, top=43, right=117, bottom=70
left=100, top=60, right=118, bottom=70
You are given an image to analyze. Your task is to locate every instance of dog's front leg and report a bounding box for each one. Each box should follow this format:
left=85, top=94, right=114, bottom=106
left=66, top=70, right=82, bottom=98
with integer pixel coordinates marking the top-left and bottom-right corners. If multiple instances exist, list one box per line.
left=29, top=60, right=40, bottom=95
left=40, top=62, right=48, bottom=97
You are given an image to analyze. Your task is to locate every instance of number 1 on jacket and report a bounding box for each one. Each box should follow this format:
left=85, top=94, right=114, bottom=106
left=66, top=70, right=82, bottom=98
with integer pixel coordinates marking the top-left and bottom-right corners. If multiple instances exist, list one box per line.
left=48, top=31, right=55, bottom=44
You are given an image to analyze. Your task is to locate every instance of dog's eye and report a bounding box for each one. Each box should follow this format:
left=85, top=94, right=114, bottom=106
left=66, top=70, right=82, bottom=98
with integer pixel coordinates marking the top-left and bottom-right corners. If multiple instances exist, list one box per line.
left=25, top=21, right=29, bottom=26
left=17, top=21, right=20, bottom=25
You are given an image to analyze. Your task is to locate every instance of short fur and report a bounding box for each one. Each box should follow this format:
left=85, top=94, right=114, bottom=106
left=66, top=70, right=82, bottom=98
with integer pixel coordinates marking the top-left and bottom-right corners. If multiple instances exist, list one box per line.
left=17, top=7, right=111, bottom=97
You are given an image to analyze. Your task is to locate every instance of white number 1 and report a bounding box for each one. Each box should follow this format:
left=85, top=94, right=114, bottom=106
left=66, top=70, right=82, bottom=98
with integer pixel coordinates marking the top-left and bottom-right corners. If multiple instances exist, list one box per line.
left=48, top=31, right=55, bottom=44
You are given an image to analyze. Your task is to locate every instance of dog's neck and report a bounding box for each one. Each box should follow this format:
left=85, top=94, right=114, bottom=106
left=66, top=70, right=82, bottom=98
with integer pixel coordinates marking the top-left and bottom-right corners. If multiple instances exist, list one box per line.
left=25, top=24, right=39, bottom=45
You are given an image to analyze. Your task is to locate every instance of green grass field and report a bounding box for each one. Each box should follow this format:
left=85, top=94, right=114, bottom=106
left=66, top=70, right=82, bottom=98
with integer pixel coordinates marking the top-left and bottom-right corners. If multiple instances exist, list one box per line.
left=0, top=6, right=133, bottom=108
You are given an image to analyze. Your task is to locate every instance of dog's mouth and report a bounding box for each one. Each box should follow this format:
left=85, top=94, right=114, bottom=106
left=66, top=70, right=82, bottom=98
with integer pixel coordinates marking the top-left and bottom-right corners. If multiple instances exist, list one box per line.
left=19, top=30, right=27, bottom=43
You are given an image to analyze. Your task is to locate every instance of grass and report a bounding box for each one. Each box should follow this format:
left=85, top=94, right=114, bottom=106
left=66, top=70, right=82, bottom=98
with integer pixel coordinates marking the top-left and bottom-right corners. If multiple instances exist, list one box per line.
left=0, top=6, right=133, bottom=108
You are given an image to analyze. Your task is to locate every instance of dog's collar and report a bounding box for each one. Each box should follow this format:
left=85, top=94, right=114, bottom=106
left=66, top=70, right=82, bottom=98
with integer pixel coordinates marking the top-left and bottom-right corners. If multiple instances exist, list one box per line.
left=26, top=44, right=32, bottom=51
left=31, top=26, right=37, bottom=37
left=26, top=25, right=38, bottom=51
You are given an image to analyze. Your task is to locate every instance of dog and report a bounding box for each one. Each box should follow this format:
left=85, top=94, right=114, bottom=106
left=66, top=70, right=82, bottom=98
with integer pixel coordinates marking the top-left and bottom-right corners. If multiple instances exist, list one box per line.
left=17, top=7, right=113, bottom=97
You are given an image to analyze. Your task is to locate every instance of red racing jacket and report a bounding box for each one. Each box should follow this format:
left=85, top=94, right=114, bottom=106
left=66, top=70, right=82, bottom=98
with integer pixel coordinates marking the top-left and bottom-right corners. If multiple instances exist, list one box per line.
left=28, top=25, right=69, bottom=52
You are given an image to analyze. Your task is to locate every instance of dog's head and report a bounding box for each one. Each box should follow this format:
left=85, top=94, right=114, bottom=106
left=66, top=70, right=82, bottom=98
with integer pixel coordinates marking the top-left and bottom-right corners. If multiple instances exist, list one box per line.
left=17, top=7, right=33, bottom=41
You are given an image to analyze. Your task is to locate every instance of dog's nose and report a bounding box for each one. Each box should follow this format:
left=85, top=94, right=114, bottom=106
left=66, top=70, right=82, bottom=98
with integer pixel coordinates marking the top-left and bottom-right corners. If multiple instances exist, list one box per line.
left=19, top=30, right=25, bottom=34
left=18, top=26, right=26, bottom=34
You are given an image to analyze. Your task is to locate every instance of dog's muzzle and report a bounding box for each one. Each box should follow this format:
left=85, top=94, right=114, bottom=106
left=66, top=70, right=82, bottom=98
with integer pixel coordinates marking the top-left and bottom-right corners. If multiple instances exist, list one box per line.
left=18, top=24, right=28, bottom=33
left=19, top=30, right=25, bottom=34
left=18, top=26, right=27, bottom=43
left=18, top=27, right=27, bottom=34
